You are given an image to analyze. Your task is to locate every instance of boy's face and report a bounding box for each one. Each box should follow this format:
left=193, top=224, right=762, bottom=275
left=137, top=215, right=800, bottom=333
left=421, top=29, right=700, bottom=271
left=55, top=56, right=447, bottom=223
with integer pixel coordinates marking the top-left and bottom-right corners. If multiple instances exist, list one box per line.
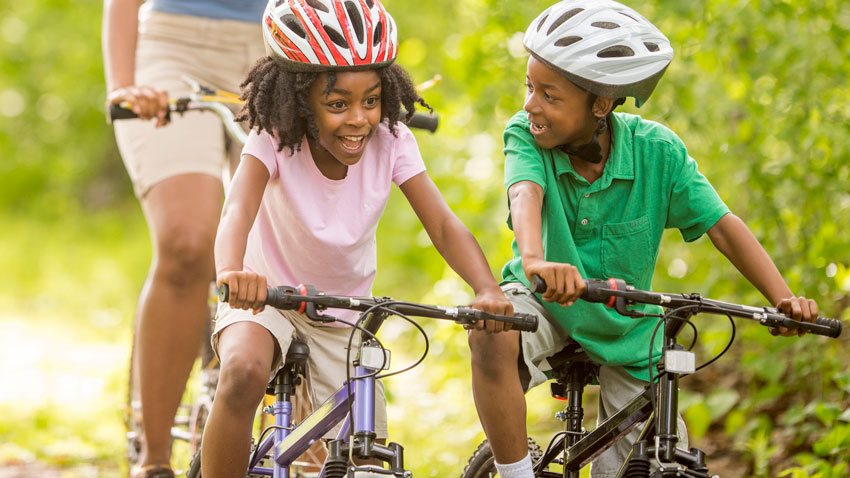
left=308, top=70, right=382, bottom=172
left=523, top=56, right=597, bottom=150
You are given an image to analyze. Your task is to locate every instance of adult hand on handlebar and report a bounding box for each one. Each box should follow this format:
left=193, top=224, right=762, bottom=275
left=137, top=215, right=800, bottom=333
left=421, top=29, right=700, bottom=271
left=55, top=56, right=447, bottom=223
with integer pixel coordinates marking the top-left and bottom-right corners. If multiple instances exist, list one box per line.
left=217, top=270, right=268, bottom=314
left=773, top=296, right=819, bottom=337
left=523, top=259, right=586, bottom=307
left=107, top=85, right=170, bottom=127
left=469, top=286, right=515, bottom=333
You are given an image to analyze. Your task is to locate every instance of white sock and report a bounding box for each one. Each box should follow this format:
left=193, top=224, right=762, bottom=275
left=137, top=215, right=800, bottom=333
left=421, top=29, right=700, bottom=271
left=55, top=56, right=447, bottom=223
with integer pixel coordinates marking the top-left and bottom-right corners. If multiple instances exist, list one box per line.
left=495, top=452, right=534, bottom=478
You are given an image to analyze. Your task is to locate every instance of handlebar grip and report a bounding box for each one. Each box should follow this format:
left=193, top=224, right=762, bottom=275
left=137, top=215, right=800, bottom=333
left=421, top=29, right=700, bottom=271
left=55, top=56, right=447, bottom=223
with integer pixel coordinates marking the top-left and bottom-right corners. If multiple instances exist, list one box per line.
left=109, top=104, right=139, bottom=121
left=529, top=274, right=547, bottom=294
left=529, top=275, right=622, bottom=305
left=815, top=316, right=843, bottom=338
left=217, top=283, right=301, bottom=310
left=506, top=312, right=538, bottom=332
left=407, top=112, right=439, bottom=133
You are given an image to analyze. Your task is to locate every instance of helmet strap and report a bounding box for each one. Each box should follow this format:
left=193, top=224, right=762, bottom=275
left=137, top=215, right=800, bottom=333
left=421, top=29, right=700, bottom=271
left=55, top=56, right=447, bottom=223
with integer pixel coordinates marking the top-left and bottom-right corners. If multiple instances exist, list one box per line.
left=561, top=115, right=608, bottom=164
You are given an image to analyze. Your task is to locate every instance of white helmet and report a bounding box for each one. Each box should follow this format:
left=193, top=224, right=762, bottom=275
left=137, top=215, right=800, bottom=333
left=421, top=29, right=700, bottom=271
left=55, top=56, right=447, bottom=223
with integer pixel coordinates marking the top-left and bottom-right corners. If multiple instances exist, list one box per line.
left=263, top=0, right=398, bottom=72
left=524, top=0, right=673, bottom=107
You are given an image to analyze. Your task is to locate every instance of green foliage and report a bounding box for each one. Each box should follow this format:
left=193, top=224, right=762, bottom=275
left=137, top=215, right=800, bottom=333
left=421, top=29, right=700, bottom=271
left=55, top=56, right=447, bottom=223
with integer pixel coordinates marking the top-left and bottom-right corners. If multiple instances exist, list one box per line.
left=1, top=0, right=848, bottom=476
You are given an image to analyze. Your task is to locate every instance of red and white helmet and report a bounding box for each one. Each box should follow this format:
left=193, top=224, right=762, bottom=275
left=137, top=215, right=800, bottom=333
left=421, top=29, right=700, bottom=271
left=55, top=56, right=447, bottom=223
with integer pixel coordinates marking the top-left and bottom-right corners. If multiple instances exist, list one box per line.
left=263, top=0, right=398, bottom=71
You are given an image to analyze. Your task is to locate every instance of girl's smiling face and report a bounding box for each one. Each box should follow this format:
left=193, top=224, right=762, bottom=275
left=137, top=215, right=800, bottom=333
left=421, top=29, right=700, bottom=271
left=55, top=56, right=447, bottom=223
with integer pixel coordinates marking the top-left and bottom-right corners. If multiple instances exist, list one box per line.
left=523, top=55, right=598, bottom=151
left=307, top=70, right=382, bottom=180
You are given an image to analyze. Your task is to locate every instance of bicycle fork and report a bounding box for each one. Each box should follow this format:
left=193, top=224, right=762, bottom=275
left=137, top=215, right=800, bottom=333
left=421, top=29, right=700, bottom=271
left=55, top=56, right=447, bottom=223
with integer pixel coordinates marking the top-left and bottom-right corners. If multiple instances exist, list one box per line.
left=324, top=342, right=409, bottom=478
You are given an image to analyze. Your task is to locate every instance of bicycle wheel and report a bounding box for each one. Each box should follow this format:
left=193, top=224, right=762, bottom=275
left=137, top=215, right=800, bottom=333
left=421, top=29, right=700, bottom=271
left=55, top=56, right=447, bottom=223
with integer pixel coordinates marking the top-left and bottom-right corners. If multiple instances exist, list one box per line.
left=461, top=437, right=543, bottom=478
left=186, top=449, right=202, bottom=478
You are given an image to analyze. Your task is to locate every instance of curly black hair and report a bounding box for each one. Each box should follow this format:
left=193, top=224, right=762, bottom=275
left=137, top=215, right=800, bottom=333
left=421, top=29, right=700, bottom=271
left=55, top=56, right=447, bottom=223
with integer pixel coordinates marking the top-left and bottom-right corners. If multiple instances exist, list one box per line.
left=236, top=57, right=432, bottom=153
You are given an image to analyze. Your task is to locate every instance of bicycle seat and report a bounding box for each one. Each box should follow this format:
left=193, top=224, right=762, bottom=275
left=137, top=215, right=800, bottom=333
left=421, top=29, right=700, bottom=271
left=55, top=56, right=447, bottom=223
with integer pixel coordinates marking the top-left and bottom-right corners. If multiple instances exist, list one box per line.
left=285, top=340, right=309, bottom=365
left=548, top=342, right=594, bottom=367
left=548, top=342, right=600, bottom=388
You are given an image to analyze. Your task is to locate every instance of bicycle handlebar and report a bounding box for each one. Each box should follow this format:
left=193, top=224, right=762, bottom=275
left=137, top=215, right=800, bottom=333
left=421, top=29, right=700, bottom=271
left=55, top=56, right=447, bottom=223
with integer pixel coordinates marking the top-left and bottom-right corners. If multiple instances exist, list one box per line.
left=109, top=103, right=440, bottom=134
left=529, top=275, right=842, bottom=338
left=219, top=283, right=538, bottom=332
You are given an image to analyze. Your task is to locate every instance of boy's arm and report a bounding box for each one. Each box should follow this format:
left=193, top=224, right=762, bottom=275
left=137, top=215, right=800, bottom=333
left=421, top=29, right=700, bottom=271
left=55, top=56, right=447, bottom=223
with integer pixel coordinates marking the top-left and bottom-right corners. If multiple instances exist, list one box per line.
left=707, top=213, right=818, bottom=336
left=215, top=154, right=270, bottom=312
left=508, top=181, right=585, bottom=306
left=399, top=172, right=513, bottom=331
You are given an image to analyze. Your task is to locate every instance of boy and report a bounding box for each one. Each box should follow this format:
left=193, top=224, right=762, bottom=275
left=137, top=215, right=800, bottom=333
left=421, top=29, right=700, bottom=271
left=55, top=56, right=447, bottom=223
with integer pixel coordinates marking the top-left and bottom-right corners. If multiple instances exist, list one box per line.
left=468, top=2, right=818, bottom=477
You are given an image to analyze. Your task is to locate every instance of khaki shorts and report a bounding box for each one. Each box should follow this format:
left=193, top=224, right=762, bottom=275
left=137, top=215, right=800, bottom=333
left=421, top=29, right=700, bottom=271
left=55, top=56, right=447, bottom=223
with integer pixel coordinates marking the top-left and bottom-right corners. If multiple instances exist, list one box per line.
left=503, top=283, right=688, bottom=478
left=113, top=10, right=265, bottom=197
left=212, top=303, right=389, bottom=439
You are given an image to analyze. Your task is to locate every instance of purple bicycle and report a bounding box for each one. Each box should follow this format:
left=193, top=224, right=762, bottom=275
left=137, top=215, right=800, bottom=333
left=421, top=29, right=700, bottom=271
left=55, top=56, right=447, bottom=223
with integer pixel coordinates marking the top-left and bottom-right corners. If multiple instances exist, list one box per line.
left=186, top=283, right=538, bottom=478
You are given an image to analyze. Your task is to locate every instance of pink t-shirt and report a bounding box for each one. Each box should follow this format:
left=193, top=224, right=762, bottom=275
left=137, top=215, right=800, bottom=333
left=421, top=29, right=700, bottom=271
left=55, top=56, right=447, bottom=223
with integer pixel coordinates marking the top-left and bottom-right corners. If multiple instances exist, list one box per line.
left=241, top=122, right=426, bottom=325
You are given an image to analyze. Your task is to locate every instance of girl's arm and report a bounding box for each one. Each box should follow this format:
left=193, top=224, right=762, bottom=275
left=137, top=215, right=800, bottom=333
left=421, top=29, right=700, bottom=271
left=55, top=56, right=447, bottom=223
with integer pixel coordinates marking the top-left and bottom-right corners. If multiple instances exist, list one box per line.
left=399, top=172, right=513, bottom=331
left=707, top=213, right=818, bottom=335
left=215, top=155, right=270, bottom=312
left=508, top=181, right=585, bottom=306
left=102, top=0, right=169, bottom=126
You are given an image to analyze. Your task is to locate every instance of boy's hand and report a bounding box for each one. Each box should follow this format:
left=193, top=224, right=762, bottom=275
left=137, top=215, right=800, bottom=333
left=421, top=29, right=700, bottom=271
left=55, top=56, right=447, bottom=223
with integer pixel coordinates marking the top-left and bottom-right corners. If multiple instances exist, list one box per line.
left=524, top=259, right=586, bottom=307
left=217, top=270, right=268, bottom=314
left=772, top=296, right=818, bottom=337
left=469, top=287, right=515, bottom=333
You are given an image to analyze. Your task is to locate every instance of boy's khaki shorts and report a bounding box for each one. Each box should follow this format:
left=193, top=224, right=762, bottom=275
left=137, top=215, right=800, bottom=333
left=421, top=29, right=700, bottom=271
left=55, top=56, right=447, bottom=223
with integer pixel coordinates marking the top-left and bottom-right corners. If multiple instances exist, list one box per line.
left=113, top=10, right=265, bottom=197
left=503, top=282, right=688, bottom=478
left=212, top=303, right=389, bottom=439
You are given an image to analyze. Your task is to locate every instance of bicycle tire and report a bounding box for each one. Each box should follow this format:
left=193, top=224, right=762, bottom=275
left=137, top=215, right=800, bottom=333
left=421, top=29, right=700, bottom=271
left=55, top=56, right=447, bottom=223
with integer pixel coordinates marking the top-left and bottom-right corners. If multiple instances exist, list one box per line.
left=186, top=448, right=202, bottom=478
left=461, top=437, right=543, bottom=478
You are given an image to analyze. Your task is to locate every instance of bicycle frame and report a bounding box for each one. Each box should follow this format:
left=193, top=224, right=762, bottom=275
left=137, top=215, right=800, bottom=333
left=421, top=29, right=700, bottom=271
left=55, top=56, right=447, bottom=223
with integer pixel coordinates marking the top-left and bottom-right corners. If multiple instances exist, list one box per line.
left=522, top=276, right=840, bottom=478
left=536, top=309, right=700, bottom=478
left=247, top=309, right=408, bottom=478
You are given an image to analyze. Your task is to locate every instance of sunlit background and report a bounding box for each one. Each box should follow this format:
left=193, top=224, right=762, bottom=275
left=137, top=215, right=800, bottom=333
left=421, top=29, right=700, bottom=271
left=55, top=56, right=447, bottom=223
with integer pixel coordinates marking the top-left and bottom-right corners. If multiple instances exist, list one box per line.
left=1, top=1, right=849, bottom=477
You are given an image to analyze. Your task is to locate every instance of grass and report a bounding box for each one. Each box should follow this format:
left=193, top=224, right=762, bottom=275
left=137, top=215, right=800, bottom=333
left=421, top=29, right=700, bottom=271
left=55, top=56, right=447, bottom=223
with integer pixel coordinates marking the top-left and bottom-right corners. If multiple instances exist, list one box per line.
left=0, top=207, right=148, bottom=476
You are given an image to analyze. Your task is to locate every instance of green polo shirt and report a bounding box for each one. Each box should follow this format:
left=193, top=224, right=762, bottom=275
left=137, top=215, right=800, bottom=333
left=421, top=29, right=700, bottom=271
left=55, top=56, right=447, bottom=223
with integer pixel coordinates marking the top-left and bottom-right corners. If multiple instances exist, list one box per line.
left=502, top=111, right=730, bottom=381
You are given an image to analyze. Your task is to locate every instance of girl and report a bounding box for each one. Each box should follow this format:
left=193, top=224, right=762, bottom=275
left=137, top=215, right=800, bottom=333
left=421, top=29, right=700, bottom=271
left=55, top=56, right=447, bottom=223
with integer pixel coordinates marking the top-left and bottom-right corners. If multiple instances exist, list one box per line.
left=201, top=1, right=513, bottom=477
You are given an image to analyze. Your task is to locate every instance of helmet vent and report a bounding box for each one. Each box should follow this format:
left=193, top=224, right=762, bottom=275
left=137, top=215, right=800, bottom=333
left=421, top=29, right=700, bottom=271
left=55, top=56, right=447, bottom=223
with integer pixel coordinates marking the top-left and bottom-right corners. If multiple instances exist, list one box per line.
left=281, top=14, right=307, bottom=39
left=305, top=0, right=330, bottom=13
left=373, top=21, right=383, bottom=45
left=591, top=21, right=620, bottom=29
left=644, top=42, right=659, bottom=52
left=619, top=11, right=637, bottom=22
left=536, top=14, right=549, bottom=32
left=547, top=8, right=583, bottom=35
left=598, top=45, right=634, bottom=57
left=365, top=0, right=374, bottom=7
left=324, top=26, right=349, bottom=49
left=554, top=36, right=581, bottom=47
left=344, top=1, right=365, bottom=43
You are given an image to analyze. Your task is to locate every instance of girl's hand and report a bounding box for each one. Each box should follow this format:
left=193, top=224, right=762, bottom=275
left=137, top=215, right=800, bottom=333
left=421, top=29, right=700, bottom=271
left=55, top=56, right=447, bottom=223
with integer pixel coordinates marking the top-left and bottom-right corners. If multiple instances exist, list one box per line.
left=772, top=296, right=818, bottom=337
left=107, top=85, right=169, bottom=127
left=523, top=259, right=586, bottom=307
left=469, top=287, right=515, bottom=334
left=217, top=270, right=268, bottom=314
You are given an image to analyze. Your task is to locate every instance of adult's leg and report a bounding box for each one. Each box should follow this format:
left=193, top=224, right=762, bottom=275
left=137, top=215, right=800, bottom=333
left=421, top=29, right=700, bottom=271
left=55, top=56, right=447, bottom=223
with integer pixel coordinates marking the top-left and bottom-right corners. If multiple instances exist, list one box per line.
left=468, top=329, right=529, bottom=463
left=135, top=173, right=223, bottom=466
left=202, top=321, right=277, bottom=478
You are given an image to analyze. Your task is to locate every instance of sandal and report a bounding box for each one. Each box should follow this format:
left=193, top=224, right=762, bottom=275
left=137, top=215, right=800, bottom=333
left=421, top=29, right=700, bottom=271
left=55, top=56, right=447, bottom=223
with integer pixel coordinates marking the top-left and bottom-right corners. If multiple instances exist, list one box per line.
left=129, top=464, right=175, bottom=478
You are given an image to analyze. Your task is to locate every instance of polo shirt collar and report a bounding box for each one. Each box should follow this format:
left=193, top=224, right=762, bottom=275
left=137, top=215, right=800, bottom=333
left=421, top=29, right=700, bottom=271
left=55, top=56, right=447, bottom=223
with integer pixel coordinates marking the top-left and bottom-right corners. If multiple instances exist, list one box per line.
left=551, top=113, right=635, bottom=183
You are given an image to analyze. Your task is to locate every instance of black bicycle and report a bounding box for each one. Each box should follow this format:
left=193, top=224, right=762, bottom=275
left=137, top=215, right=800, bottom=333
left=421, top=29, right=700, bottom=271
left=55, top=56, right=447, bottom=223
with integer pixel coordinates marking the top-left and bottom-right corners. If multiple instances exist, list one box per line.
left=462, top=276, right=842, bottom=478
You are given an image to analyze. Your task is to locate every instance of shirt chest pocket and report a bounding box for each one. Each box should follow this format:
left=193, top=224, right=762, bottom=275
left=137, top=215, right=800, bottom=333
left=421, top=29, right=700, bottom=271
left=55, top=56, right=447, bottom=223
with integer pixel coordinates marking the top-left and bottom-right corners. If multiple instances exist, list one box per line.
left=601, top=215, right=653, bottom=285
